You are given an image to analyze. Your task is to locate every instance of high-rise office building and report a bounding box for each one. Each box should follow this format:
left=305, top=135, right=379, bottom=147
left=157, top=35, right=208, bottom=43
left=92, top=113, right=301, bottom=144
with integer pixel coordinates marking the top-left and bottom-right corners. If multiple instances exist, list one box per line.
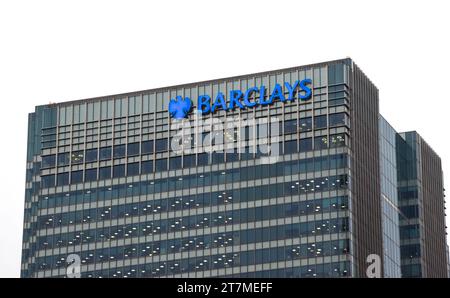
left=21, top=58, right=448, bottom=278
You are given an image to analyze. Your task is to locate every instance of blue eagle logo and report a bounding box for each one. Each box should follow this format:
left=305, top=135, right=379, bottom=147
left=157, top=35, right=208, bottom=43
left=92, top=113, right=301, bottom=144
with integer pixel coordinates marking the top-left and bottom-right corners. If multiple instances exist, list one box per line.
left=168, top=96, right=192, bottom=119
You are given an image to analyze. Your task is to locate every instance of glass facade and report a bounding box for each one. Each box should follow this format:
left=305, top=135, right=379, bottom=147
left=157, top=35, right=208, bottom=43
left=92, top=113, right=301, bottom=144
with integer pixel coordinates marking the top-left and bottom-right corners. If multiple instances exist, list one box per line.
left=378, top=116, right=401, bottom=277
left=21, top=58, right=447, bottom=278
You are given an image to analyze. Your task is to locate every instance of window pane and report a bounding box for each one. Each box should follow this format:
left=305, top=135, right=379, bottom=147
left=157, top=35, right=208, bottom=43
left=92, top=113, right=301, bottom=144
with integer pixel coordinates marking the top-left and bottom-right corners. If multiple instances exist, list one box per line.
left=71, top=151, right=84, bottom=164
left=127, top=143, right=140, bottom=156
left=142, top=160, right=153, bottom=174
left=113, top=164, right=125, bottom=178
left=42, top=175, right=55, bottom=188
left=299, top=138, right=312, bottom=152
left=155, top=139, right=167, bottom=152
left=284, top=140, right=297, bottom=154
left=85, top=168, right=97, bottom=182
left=284, top=120, right=297, bottom=134
left=169, top=157, right=181, bottom=170
left=71, top=171, right=83, bottom=184
left=314, top=115, right=327, bottom=129
left=99, top=166, right=111, bottom=179
left=99, top=147, right=112, bottom=160
left=58, top=153, right=70, bottom=166
left=42, top=155, right=56, bottom=168
left=198, top=153, right=208, bottom=166
left=155, top=159, right=167, bottom=171
left=183, top=155, right=195, bottom=168
left=212, top=152, right=223, bottom=164
left=57, top=173, right=69, bottom=186
left=127, top=163, right=139, bottom=176
left=299, top=117, right=312, bottom=132
left=142, top=140, right=154, bottom=154
left=114, top=145, right=126, bottom=158
left=329, top=113, right=346, bottom=127
left=329, top=134, right=346, bottom=148
left=315, top=136, right=328, bottom=149
left=85, top=148, right=98, bottom=163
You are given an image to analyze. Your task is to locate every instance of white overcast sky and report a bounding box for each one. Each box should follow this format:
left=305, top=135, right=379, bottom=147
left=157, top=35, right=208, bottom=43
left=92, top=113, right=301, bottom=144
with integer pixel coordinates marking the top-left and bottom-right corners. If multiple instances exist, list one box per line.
left=1, top=0, right=449, bottom=278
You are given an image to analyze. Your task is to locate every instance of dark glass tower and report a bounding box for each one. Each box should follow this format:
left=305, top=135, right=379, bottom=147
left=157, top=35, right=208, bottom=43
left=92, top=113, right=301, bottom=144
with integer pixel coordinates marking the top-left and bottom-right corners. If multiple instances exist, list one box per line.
left=21, top=58, right=447, bottom=278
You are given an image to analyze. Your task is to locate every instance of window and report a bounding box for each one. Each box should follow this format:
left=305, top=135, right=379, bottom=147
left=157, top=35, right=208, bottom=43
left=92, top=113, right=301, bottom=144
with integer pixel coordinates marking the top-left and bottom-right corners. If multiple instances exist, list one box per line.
left=198, top=153, right=208, bottom=166
left=142, top=140, right=153, bottom=154
left=314, top=115, right=327, bottom=129
left=212, top=152, right=224, bottom=164
left=329, top=113, right=346, bottom=127
left=142, top=160, right=153, bottom=174
left=299, top=117, right=312, bottom=132
left=42, top=155, right=56, bottom=168
left=85, top=169, right=97, bottom=182
left=99, top=166, right=111, bottom=179
left=183, top=155, right=196, bottom=168
left=127, top=163, right=139, bottom=176
left=113, top=165, right=125, bottom=178
left=155, top=159, right=167, bottom=171
left=315, top=136, right=328, bottom=149
left=57, top=173, right=69, bottom=186
left=127, top=143, right=140, bottom=156
left=329, top=134, right=345, bottom=148
left=99, top=146, right=112, bottom=160
left=71, top=151, right=84, bottom=164
left=299, top=138, right=312, bottom=152
left=284, top=120, right=297, bottom=134
left=328, top=63, right=345, bottom=85
left=85, top=148, right=98, bottom=163
left=155, top=138, right=168, bottom=152
left=113, top=145, right=126, bottom=159
left=227, top=152, right=238, bottom=162
left=58, top=153, right=70, bottom=166
left=169, top=157, right=182, bottom=170
left=284, top=140, right=297, bottom=154
left=42, top=175, right=55, bottom=188
left=71, top=171, right=83, bottom=184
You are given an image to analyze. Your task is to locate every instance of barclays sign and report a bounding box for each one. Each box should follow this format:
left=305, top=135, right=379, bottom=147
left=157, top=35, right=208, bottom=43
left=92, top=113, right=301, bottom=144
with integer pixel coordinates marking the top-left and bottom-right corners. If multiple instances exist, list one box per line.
left=169, top=78, right=312, bottom=119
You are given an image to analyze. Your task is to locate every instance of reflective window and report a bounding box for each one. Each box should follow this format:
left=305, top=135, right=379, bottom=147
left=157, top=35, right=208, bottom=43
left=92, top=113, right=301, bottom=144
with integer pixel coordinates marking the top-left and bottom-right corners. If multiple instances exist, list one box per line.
left=114, top=145, right=126, bottom=159
left=169, top=157, right=182, bottom=170
left=58, top=153, right=70, bottom=166
left=314, top=115, right=327, bottom=129
left=113, top=165, right=125, bottom=178
left=315, top=136, right=328, bottom=149
left=85, top=149, right=98, bottom=163
left=42, top=155, right=56, bottom=168
left=155, top=139, right=168, bottom=152
left=212, top=153, right=223, bottom=164
left=57, top=173, right=69, bottom=186
left=127, top=163, right=139, bottom=176
left=329, top=113, right=346, bottom=127
left=42, top=175, right=55, bottom=188
left=85, top=169, right=97, bottom=182
left=99, top=147, right=112, bottom=160
left=198, top=153, right=208, bottom=166
left=127, top=143, right=140, bottom=156
left=142, top=160, right=153, bottom=174
left=329, top=134, right=346, bottom=148
left=284, top=120, right=297, bottom=134
left=183, top=155, right=196, bottom=168
left=284, top=140, right=297, bottom=154
left=71, top=171, right=83, bottom=184
left=299, top=117, right=312, bottom=132
left=71, top=151, right=84, bottom=164
left=299, top=138, right=312, bottom=152
left=155, top=159, right=167, bottom=171
left=99, top=166, right=111, bottom=180
left=142, top=140, right=153, bottom=154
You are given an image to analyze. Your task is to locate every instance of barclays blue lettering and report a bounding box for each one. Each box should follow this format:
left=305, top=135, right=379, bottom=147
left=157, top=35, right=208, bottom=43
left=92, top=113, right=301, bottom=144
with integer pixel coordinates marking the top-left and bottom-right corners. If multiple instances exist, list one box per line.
left=169, top=79, right=312, bottom=119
